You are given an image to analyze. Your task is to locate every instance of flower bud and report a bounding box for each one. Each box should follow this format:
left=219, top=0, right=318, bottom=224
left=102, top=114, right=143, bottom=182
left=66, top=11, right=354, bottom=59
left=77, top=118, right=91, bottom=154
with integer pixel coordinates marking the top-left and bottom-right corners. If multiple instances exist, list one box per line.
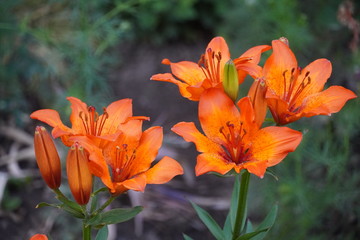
left=248, top=78, right=268, bottom=127
left=66, top=143, right=93, bottom=205
left=34, top=126, right=61, bottom=189
left=222, top=59, right=239, bottom=102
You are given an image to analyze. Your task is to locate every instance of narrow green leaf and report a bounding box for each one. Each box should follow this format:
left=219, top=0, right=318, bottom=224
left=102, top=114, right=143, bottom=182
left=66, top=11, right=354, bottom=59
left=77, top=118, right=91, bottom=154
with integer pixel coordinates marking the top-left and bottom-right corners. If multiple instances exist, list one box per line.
left=183, top=233, right=194, bottom=240
left=36, top=202, right=60, bottom=209
left=91, top=206, right=143, bottom=226
left=251, top=204, right=278, bottom=240
left=235, top=228, right=268, bottom=240
left=95, top=225, right=109, bottom=240
left=245, top=219, right=254, bottom=234
left=61, top=204, right=85, bottom=219
left=223, top=212, right=232, bottom=240
left=90, top=193, right=99, bottom=213
left=190, top=201, right=224, bottom=240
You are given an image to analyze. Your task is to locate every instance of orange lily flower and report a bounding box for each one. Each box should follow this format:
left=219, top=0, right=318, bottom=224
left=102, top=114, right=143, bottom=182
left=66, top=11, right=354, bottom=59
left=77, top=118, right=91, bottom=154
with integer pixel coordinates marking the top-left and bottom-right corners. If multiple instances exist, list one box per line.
left=172, top=88, right=302, bottom=178
left=34, top=126, right=61, bottom=189
left=263, top=39, right=357, bottom=125
left=30, top=97, right=149, bottom=147
left=66, top=142, right=93, bottom=205
left=151, top=36, right=270, bottom=101
left=75, top=120, right=183, bottom=195
left=29, top=234, right=48, bottom=240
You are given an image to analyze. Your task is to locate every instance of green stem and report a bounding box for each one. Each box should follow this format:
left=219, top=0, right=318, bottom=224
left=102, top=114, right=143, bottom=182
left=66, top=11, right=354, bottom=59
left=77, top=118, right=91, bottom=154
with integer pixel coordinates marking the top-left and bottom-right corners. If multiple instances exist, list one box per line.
left=93, top=195, right=116, bottom=216
left=83, top=222, right=91, bottom=240
left=232, top=170, right=250, bottom=239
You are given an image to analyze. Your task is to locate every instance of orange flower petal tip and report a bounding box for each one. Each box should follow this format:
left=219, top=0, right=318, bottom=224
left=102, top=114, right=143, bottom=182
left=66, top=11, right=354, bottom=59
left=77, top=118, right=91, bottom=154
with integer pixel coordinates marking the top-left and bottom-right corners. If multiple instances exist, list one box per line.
left=161, top=58, right=171, bottom=65
left=29, top=234, right=48, bottom=240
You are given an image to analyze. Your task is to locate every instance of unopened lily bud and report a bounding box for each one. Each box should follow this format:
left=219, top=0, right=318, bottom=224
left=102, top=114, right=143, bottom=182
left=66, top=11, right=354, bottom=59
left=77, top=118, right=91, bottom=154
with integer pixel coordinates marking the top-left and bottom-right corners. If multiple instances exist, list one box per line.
left=222, top=59, right=239, bottom=102
left=66, top=143, right=92, bottom=205
left=34, top=126, right=61, bottom=189
left=248, top=78, right=268, bottom=127
left=279, top=37, right=289, bottom=46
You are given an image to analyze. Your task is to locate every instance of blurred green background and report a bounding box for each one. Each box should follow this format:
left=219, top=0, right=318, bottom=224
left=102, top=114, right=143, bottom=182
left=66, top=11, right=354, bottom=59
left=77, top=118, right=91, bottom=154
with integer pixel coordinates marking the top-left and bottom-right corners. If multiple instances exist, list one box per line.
left=0, top=0, right=359, bottom=239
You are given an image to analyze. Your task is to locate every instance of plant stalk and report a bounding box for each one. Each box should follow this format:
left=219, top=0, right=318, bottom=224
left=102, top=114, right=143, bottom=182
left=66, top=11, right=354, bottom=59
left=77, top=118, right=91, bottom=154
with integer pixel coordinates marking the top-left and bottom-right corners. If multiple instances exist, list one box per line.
left=232, top=170, right=250, bottom=239
left=83, top=222, right=91, bottom=240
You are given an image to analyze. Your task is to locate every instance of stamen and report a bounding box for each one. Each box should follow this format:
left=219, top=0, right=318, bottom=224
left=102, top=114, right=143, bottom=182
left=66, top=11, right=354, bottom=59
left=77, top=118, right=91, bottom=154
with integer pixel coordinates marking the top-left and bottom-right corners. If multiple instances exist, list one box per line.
left=197, top=48, right=222, bottom=85
left=219, top=121, right=249, bottom=164
left=78, top=106, right=109, bottom=136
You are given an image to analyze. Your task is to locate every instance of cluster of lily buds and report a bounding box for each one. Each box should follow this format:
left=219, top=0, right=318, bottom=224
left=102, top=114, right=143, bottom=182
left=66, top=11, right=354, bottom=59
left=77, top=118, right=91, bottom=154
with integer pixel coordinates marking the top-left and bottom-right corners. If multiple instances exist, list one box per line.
left=33, top=126, right=93, bottom=205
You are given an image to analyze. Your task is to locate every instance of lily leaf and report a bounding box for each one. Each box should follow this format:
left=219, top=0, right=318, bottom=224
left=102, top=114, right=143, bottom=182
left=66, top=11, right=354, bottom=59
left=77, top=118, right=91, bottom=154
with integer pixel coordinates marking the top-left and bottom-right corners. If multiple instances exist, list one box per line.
left=60, top=204, right=85, bottom=219
left=223, top=212, right=232, bottom=240
left=90, top=206, right=143, bottom=227
left=36, top=202, right=61, bottom=209
left=95, top=225, right=108, bottom=240
left=183, top=233, right=194, bottom=240
left=250, top=204, right=278, bottom=240
left=190, top=201, right=224, bottom=240
left=245, top=219, right=254, bottom=234
left=234, top=228, right=268, bottom=240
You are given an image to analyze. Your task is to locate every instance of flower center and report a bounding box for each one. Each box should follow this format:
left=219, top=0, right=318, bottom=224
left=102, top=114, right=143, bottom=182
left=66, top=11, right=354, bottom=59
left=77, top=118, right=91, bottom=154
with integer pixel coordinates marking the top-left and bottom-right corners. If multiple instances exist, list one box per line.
left=112, top=144, right=136, bottom=182
left=282, top=68, right=311, bottom=112
left=198, top=48, right=222, bottom=85
left=219, top=121, right=250, bottom=164
left=79, top=106, right=109, bottom=136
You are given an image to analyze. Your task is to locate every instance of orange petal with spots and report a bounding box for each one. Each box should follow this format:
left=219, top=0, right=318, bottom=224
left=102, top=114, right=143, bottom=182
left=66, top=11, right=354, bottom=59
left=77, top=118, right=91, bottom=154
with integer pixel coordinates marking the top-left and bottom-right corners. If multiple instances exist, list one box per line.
left=199, top=88, right=240, bottom=145
left=171, top=122, right=223, bottom=154
left=263, top=40, right=298, bottom=97
left=195, top=153, right=235, bottom=176
left=251, top=126, right=302, bottom=167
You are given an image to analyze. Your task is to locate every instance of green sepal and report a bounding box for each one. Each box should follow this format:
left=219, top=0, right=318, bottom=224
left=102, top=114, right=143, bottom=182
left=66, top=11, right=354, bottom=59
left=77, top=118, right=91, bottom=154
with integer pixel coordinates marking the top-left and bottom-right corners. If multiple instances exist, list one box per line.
left=190, top=201, right=225, bottom=240
left=88, top=206, right=143, bottom=228
left=95, top=225, right=109, bottom=240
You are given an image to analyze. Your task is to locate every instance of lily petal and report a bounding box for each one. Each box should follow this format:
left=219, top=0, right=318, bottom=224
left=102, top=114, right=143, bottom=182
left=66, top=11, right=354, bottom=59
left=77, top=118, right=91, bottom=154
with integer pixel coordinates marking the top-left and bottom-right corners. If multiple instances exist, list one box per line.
left=199, top=88, right=240, bottom=144
left=30, top=109, right=71, bottom=138
left=195, top=153, right=234, bottom=176
left=102, top=98, right=133, bottom=134
left=293, top=59, right=332, bottom=105
left=67, top=97, right=89, bottom=133
left=171, top=122, right=223, bottom=153
left=243, top=160, right=267, bottom=178
left=301, top=85, right=357, bottom=117
left=130, top=126, right=163, bottom=174
left=264, top=40, right=298, bottom=97
left=251, top=126, right=302, bottom=167
left=207, top=36, right=230, bottom=61
left=145, top=156, right=183, bottom=184
left=121, top=174, right=147, bottom=192
left=151, top=73, right=193, bottom=99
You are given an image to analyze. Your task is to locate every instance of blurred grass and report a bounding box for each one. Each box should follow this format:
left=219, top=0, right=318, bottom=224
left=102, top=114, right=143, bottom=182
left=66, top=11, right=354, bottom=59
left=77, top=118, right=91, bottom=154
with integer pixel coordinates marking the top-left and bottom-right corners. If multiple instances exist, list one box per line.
left=0, top=0, right=359, bottom=239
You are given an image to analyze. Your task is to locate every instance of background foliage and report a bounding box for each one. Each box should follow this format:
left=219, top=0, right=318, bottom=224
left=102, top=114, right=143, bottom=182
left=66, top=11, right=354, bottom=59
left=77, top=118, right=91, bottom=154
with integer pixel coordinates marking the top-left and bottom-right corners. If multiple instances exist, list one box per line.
left=0, top=0, right=359, bottom=239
